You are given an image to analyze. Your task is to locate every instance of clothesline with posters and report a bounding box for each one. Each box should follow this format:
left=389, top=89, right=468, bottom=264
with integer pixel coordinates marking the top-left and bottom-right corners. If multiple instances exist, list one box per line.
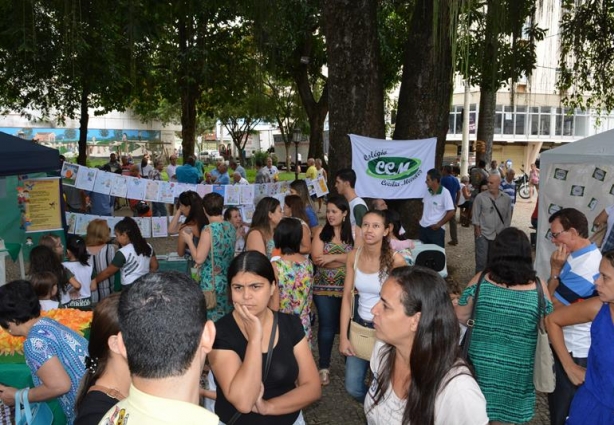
left=60, top=162, right=329, bottom=237
left=60, top=162, right=329, bottom=207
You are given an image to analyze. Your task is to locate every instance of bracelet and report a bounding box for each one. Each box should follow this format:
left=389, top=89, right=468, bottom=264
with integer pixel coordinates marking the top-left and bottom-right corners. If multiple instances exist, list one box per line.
left=549, top=275, right=559, bottom=281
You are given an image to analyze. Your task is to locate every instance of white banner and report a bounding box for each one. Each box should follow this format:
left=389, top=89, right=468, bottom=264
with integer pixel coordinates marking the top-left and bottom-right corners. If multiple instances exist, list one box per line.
left=350, top=134, right=436, bottom=199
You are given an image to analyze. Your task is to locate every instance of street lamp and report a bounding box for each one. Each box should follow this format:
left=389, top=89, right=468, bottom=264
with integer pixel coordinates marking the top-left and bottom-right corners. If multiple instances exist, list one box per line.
left=293, top=128, right=301, bottom=180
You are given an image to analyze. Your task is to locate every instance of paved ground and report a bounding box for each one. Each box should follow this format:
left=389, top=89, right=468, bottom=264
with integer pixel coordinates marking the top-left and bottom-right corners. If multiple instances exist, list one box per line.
left=3, top=197, right=547, bottom=424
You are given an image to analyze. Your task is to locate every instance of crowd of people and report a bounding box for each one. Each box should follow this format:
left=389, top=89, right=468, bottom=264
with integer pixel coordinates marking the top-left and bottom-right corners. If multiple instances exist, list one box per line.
left=1, top=154, right=613, bottom=425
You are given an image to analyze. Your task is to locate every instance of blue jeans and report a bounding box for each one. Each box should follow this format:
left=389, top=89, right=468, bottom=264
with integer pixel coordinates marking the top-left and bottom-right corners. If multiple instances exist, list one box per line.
left=345, top=354, right=369, bottom=403
left=548, top=351, right=588, bottom=425
left=152, top=202, right=167, bottom=217
left=313, top=295, right=342, bottom=369
left=419, top=225, right=445, bottom=248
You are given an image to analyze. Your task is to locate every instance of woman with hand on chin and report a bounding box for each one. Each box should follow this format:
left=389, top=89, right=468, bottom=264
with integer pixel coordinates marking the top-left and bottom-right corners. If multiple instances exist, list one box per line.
left=546, top=251, right=614, bottom=425
left=339, top=210, right=407, bottom=403
left=209, top=251, right=321, bottom=425
left=366, top=266, right=488, bottom=425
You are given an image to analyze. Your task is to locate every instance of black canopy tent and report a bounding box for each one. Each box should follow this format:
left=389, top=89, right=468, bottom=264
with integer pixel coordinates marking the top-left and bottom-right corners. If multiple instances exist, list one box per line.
left=0, top=131, right=60, bottom=176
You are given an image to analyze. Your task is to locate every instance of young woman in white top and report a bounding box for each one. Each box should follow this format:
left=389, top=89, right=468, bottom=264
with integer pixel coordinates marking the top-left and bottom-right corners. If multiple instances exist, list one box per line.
left=92, top=217, right=158, bottom=290
left=339, top=210, right=406, bottom=402
left=62, top=235, right=94, bottom=308
left=365, top=266, right=488, bottom=425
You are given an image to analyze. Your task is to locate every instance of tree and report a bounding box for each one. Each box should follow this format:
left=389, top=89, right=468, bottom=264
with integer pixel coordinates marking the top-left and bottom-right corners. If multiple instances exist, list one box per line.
left=558, top=0, right=614, bottom=117
left=131, top=0, right=243, bottom=161
left=0, top=0, right=140, bottom=165
left=457, top=0, right=545, bottom=163
left=322, top=0, right=386, bottom=184
left=263, top=75, right=307, bottom=169
left=249, top=0, right=329, bottom=162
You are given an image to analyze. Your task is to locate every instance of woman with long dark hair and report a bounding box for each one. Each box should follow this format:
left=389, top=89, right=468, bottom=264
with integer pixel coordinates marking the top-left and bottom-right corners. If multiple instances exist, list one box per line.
left=245, top=197, right=283, bottom=259
left=92, top=217, right=158, bottom=290
left=339, top=210, right=406, bottom=402
left=310, top=195, right=354, bottom=386
left=456, top=227, right=552, bottom=424
left=209, top=251, right=320, bottom=424
left=365, top=266, right=488, bottom=424
left=169, top=190, right=208, bottom=258
left=29, top=245, right=81, bottom=305
left=74, top=294, right=130, bottom=424
left=283, top=195, right=312, bottom=255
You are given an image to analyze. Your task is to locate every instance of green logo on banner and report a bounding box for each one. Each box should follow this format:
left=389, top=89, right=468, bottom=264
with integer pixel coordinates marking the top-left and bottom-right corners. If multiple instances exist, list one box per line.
left=366, top=157, right=421, bottom=181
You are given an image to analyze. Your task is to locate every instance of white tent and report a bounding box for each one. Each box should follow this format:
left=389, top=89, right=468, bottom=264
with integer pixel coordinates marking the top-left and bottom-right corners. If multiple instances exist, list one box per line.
left=535, top=129, right=614, bottom=280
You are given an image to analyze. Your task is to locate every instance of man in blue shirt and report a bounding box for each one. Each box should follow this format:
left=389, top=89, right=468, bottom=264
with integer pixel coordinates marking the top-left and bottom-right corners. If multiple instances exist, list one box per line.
left=217, top=163, right=231, bottom=185
left=229, top=159, right=246, bottom=179
left=499, top=168, right=516, bottom=217
left=440, top=165, right=461, bottom=246
left=175, top=156, right=201, bottom=184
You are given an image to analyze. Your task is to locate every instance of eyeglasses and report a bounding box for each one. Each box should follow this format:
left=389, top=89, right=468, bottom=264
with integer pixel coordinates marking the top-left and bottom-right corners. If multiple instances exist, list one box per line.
left=550, top=230, right=568, bottom=239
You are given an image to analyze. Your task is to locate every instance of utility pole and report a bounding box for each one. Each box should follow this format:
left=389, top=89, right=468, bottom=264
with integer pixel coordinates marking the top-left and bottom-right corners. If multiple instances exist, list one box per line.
left=460, top=80, right=471, bottom=176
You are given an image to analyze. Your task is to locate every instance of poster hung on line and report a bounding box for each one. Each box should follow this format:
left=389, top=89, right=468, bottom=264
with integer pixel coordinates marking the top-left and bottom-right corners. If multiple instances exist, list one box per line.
left=350, top=134, right=436, bottom=199
left=22, top=178, right=63, bottom=233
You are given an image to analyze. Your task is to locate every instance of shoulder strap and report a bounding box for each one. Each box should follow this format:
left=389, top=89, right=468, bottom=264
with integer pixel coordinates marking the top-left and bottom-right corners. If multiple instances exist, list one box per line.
left=461, top=270, right=487, bottom=358
left=228, top=311, right=278, bottom=425
left=353, top=247, right=362, bottom=272
left=490, top=197, right=505, bottom=224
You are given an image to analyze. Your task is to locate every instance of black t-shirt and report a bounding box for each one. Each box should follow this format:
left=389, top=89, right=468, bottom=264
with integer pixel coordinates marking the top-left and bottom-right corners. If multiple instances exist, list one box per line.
left=213, top=312, right=305, bottom=425
left=74, top=390, right=118, bottom=425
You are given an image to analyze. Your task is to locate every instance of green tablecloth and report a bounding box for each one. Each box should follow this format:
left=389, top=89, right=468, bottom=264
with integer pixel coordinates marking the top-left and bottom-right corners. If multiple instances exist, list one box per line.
left=0, top=361, right=66, bottom=425
left=157, top=258, right=189, bottom=275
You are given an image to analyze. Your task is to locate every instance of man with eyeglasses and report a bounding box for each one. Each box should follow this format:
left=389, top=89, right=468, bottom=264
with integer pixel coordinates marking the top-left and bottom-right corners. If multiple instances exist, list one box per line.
left=471, top=173, right=511, bottom=273
left=546, top=207, right=601, bottom=425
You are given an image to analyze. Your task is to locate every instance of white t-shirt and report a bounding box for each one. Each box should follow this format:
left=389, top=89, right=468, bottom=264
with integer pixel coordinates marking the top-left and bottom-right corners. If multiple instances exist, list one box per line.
left=167, top=164, right=178, bottom=181
left=419, top=186, right=454, bottom=228
left=112, top=243, right=154, bottom=285
left=365, top=341, right=489, bottom=425
left=39, top=300, right=59, bottom=311
left=62, top=260, right=93, bottom=303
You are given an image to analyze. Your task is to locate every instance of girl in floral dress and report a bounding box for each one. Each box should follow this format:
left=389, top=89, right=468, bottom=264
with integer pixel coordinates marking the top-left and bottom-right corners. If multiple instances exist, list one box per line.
left=271, top=218, right=314, bottom=344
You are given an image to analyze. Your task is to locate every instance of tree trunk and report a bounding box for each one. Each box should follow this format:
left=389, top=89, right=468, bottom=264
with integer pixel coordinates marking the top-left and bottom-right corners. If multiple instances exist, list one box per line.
left=476, top=0, right=501, bottom=164
left=295, top=67, right=328, bottom=165
left=390, top=0, right=455, bottom=238
left=77, top=87, right=90, bottom=166
left=178, top=17, right=198, bottom=162
left=180, top=89, right=197, bottom=161
left=322, top=0, right=385, bottom=189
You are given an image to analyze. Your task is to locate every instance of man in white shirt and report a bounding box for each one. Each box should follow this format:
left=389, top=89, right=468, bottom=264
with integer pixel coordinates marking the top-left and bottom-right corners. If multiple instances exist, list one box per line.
left=232, top=172, right=249, bottom=185
left=266, top=156, right=279, bottom=181
left=166, top=154, right=178, bottom=181
left=334, top=168, right=368, bottom=231
left=100, top=272, right=218, bottom=425
left=419, top=168, right=455, bottom=248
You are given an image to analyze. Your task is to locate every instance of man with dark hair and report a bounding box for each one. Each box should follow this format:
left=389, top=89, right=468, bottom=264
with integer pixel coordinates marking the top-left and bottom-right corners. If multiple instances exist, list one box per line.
left=100, top=271, right=218, bottom=424
left=472, top=173, right=511, bottom=272
left=229, top=159, right=246, bottom=179
left=546, top=207, right=601, bottom=425
left=334, top=168, right=368, bottom=230
left=175, top=156, right=200, bottom=184
left=441, top=165, right=461, bottom=246
left=419, top=168, right=455, bottom=248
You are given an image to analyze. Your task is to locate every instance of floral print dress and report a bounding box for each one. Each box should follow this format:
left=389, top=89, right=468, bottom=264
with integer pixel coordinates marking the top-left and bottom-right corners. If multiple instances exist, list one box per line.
left=272, top=257, right=314, bottom=344
left=200, top=221, right=236, bottom=322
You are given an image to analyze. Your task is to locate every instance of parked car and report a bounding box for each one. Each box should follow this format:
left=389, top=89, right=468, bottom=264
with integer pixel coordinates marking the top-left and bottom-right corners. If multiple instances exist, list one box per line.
left=200, top=150, right=224, bottom=164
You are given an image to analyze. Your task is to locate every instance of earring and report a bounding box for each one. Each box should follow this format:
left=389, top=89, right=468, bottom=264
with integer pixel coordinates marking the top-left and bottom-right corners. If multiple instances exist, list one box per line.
left=342, top=216, right=346, bottom=222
